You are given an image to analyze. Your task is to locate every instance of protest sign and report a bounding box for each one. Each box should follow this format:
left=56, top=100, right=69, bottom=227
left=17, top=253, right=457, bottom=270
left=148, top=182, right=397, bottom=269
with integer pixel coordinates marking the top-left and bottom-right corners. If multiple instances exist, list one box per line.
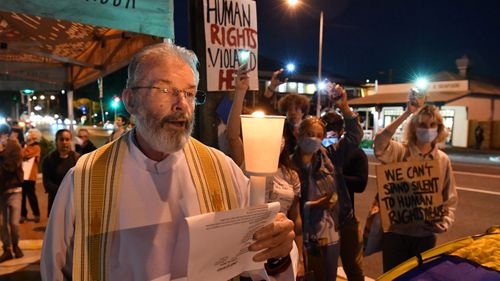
left=203, top=0, right=258, bottom=91
left=376, top=160, right=444, bottom=231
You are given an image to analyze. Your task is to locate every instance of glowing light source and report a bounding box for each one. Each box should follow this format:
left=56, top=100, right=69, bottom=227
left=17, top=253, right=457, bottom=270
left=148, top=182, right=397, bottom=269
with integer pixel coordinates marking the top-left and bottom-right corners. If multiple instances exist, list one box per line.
left=238, top=49, right=250, bottom=62
left=240, top=113, right=285, bottom=205
left=21, top=89, right=34, bottom=95
left=286, top=63, right=296, bottom=72
left=318, top=81, right=327, bottom=91
left=111, top=96, right=121, bottom=109
left=415, top=77, right=429, bottom=91
left=251, top=111, right=265, bottom=118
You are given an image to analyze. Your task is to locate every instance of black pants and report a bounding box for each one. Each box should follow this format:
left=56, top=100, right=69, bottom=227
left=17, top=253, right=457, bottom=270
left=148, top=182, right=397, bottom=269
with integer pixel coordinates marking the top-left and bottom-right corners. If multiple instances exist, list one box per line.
left=21, top=180, right=40, bottom=218
left=382, top=232, right=436, bottom=272
left=48, top=191, right=58, bottom=217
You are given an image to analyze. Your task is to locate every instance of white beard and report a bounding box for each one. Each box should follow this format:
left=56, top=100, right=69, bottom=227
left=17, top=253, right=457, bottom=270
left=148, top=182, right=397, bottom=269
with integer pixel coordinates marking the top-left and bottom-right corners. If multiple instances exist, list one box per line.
left=135, top=110, right=193, bottom=154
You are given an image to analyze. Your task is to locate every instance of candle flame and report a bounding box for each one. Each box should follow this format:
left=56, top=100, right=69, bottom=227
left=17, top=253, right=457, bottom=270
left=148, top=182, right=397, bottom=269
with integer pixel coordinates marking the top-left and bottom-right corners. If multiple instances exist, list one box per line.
left=251, top=111, right=265, bottom=118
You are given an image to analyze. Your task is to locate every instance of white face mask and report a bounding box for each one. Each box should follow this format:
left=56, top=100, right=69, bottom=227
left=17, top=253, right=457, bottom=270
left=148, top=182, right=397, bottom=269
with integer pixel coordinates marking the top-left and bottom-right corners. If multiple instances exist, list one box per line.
left=299, top=137, right=322, bottom=154
left=416, top=127, right=438, bottom=143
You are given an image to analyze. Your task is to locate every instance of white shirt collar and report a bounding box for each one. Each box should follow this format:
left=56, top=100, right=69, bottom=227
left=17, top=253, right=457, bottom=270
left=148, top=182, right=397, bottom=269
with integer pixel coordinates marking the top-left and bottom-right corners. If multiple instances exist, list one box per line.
left=128, top=130, right=183, bottom=174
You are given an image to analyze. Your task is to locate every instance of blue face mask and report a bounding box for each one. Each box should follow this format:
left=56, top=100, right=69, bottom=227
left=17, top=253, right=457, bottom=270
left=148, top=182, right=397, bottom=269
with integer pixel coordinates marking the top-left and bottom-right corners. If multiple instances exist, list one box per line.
left=416, top=127, right=438, bottom=143
left=322, top=137, right=339, bottom=148
left=299, top=137, right=322, bottom=154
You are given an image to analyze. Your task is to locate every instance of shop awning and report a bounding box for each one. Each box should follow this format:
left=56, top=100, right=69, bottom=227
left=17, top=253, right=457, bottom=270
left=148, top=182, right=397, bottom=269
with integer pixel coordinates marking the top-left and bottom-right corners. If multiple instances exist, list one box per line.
left=0, top=0, right=173, bottom=91
left=348, top=91, right=468, bottom=107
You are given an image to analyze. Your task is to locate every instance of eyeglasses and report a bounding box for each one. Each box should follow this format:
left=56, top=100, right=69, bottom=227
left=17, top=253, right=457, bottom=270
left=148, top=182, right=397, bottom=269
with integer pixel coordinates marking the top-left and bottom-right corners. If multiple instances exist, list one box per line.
left=131, top=86, right=206, bottom=105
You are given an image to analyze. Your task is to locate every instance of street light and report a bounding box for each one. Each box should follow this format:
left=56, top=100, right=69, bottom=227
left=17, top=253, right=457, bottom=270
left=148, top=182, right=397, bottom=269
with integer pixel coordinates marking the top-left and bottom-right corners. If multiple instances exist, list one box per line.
left=111, top=96, right=121, bottom=122
left=286, top=0, right=324, bottom=116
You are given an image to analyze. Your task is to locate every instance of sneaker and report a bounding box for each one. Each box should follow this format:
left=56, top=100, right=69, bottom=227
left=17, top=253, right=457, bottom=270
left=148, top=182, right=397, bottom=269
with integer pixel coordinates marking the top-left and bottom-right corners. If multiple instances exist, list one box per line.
left=13, top=245, right=23, bottom=259
left=34, top=216, right=40, bottom=223
left=0, top=250, right=13, bottom=263
left=19, top=216, right=27, bottom=224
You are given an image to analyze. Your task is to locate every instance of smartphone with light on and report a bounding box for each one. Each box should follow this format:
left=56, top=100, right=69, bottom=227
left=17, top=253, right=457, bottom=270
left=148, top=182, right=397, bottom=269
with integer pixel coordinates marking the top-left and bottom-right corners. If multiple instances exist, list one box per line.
left=238, top=49, right=250, bottom=71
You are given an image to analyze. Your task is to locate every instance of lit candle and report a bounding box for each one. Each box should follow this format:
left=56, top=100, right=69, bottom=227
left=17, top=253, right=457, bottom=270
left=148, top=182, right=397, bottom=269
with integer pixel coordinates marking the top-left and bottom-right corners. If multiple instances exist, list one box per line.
left=241, top=112, right=285, bottom=205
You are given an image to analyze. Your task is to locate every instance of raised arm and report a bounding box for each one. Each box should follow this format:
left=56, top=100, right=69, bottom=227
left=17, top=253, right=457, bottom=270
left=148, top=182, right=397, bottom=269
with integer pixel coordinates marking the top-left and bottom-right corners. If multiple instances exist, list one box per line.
left=226, top=69, right=250, bottom=166
left=373, top=102, right=419, bottom=161
left=263, top=69, right=286, bottom=98
left=331, top=84, right=363, bottom=145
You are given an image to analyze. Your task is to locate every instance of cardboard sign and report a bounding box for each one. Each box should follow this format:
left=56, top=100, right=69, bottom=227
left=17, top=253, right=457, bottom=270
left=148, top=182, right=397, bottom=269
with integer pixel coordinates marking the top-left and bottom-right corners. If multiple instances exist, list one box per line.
left=203, top=0, right=258, bottom=91
left=376, top=160, right=444, bottom=231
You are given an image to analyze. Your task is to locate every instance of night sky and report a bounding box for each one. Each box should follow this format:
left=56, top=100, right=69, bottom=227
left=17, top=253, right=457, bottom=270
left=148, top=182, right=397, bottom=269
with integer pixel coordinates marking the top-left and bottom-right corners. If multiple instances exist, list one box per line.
left=175, top=0, right=500, bottom=84
left=2, top=0, right=499, bottom=119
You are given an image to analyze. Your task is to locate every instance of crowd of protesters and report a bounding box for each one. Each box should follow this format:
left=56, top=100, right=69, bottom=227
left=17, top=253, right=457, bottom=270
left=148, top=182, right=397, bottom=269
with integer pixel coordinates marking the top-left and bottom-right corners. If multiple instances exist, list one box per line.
left=0, top=116, right=130, bottom=263
left=1, top=43, right=456, bottom=281
left=217, top=67, right=457, bottom=280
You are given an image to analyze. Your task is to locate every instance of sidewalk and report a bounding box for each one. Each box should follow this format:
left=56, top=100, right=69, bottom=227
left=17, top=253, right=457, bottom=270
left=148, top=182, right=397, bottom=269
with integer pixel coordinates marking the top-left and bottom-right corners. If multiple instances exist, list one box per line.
left=0, top=177, right=46, bottom=281
left=442, top=146, right=500, bottom=165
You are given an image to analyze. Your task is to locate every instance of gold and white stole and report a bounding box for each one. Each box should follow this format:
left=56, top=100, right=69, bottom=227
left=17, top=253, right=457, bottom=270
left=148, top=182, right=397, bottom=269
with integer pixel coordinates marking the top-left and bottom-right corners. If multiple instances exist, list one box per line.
left=72, top=133, right=239, bottom=281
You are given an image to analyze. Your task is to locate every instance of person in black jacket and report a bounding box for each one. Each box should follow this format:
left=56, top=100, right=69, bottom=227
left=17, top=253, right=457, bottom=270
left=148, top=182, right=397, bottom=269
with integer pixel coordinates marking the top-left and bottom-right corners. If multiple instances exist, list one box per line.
left=322, top=109, right=367, bottom=281
left=0, top=124, right=24, bottom=262
left=75, top=128, right=97, bottom=155
left=42, top=129, right=79, bottom=216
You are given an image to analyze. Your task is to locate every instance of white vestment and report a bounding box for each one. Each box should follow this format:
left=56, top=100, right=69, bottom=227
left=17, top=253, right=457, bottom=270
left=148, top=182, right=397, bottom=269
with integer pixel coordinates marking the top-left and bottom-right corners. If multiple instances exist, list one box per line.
left=41, top=133, right=250, bottom=281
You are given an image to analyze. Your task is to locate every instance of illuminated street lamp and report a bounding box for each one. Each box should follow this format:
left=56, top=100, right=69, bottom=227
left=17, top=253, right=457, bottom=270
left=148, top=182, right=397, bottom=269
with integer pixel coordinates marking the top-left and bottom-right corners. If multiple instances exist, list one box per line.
left=286, top=0, right=324, bottom=116
left=111, top=96, right=121, bottom=122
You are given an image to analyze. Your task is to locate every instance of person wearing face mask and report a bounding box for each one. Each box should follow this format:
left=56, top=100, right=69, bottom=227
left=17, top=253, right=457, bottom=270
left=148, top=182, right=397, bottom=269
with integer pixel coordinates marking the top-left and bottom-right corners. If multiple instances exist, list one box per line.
left=291, top=117, right=339, bottom=281
left=277, top=93, right=310, bottom=157
left=20, top=129, right=42, bottom=224
left=291, top=85, right=358, bottom=281
left=373, top=100, right=458, bottom=273
left=321, top=101, right=366, bottom=280
left=227, top=69, right=305, bottom=280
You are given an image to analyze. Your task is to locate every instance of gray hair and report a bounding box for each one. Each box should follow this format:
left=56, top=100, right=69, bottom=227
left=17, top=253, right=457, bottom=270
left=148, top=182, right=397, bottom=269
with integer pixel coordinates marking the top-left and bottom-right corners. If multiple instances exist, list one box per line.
left=126, top=41, right=199, bottom=88
left=27, top=128, right=42, bottom=143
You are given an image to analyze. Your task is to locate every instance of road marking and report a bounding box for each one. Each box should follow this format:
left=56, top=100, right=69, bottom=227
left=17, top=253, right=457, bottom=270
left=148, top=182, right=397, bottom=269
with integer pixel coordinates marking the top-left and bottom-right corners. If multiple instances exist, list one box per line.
left=454, top=186, right=500, bottom=196
left=368, top=162, right=500, bottom=179
left=453, top=171, right=500, bottom=179
left=368, top=175, right=500, bottom=196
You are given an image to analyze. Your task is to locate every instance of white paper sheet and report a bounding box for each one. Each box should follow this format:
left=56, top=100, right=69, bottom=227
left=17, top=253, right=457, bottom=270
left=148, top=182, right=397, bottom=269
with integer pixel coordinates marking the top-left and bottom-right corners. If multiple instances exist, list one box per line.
left=185, top=202, right=280, bottom=281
